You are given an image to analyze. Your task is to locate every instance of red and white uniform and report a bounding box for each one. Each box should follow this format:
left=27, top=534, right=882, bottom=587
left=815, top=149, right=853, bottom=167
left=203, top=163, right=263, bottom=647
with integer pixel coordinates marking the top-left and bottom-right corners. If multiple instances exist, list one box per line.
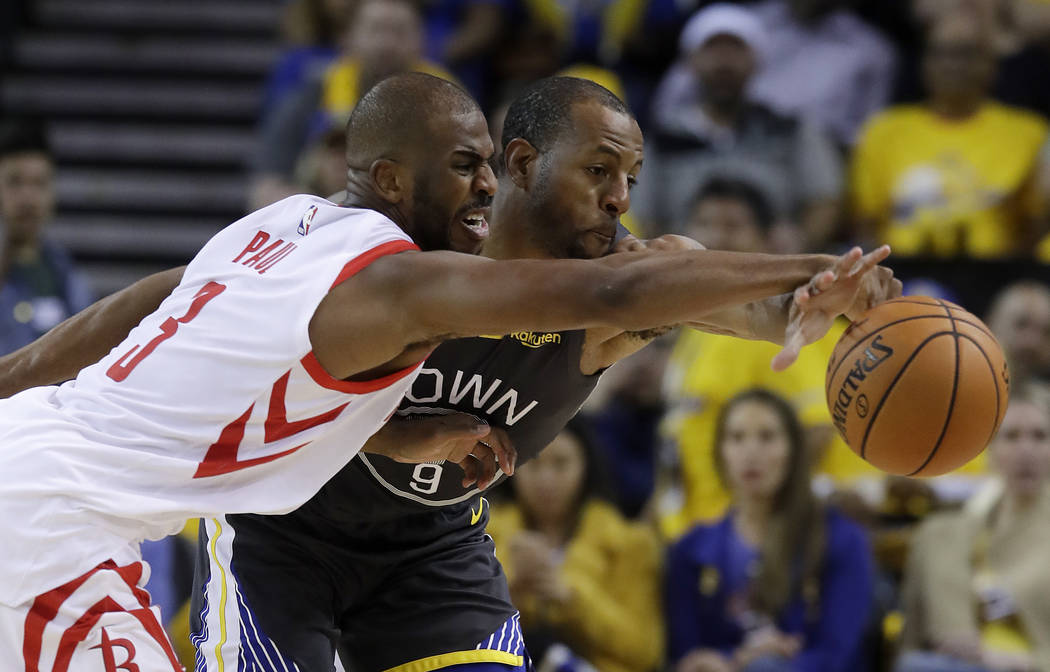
left=0, top=196, right=421, bottom=669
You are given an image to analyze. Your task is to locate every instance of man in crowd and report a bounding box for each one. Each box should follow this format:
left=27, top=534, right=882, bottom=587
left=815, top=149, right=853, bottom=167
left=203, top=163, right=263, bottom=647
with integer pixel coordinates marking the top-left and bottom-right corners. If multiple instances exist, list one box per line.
left=0, top=120, right=93, bottom=354
left=636, top=3, right=844, bottom=249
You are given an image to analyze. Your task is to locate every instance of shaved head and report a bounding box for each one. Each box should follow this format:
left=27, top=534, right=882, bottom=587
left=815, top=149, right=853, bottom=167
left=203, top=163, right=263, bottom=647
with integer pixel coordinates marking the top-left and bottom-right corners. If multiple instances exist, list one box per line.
left=341, top=72, right=496, bottom=254
left=344, top=72, right=480, bottom=168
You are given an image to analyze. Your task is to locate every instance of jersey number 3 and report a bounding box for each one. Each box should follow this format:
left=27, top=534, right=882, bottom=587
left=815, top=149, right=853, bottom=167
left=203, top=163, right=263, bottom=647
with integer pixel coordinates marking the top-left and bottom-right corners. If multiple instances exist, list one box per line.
left=107, top=281, right=227, bottom=382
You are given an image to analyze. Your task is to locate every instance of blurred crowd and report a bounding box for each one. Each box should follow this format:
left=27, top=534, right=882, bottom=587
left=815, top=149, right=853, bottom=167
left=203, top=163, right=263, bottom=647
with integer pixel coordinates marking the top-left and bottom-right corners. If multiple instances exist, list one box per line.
left=2, top=0, right=1050, bottom=670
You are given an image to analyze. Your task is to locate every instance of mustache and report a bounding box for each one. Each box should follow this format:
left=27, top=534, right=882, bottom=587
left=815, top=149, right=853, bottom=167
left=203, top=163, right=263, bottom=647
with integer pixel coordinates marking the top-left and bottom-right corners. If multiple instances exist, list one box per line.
left=456, top=194, right=493, bottom=214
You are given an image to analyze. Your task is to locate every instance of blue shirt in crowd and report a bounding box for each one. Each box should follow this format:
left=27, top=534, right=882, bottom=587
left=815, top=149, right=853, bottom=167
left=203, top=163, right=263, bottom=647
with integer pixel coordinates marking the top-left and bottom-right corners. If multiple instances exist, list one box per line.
left=665, top=508, right=875, bottom=672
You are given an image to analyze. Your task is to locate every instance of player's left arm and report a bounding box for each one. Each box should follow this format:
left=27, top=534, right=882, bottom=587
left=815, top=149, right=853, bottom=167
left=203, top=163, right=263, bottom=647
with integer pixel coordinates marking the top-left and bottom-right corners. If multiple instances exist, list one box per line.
left=0, top=266, right=185, bottom=397
left=580, top=235, right=900, bottom=374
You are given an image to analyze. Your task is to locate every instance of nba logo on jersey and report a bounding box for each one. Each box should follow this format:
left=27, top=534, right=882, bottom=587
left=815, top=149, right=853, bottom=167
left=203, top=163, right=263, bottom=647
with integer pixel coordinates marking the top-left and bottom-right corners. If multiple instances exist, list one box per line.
left=297, top=205, right=319, bottom=236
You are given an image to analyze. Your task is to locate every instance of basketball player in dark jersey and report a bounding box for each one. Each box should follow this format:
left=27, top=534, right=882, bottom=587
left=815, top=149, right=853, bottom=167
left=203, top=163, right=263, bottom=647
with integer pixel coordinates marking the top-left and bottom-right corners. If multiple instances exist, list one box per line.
left=0, top=78, right=897, bottom=671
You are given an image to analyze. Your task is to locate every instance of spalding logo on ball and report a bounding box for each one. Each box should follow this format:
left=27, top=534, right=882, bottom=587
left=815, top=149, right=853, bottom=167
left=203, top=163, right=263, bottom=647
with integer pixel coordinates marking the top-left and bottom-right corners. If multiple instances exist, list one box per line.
left=825, top=296, right=1009, bottom=477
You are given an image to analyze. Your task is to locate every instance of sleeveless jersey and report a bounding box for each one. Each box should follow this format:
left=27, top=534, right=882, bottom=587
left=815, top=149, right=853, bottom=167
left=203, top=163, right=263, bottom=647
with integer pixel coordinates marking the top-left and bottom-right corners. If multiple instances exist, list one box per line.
left=267, top=328, right=602, bottom=536
left=0, top=195, right=422, bottom=606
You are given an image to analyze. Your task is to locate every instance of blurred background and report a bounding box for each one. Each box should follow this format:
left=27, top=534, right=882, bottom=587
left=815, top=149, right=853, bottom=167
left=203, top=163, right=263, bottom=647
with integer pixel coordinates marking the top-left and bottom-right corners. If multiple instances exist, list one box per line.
left=2, top=0, right=1049, bottom=670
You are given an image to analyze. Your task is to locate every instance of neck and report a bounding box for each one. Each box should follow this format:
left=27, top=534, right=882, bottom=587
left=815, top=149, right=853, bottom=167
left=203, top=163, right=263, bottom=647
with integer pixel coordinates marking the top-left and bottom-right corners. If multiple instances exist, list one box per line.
left=341, top=179, right=412, bottom=236
left=702, top=98, right=745, bottom=127
left=929, top=96, right=983, bottom=120
left=482, top=187, right=554, bottom=260
left=735, top=497, right=773, bottom=542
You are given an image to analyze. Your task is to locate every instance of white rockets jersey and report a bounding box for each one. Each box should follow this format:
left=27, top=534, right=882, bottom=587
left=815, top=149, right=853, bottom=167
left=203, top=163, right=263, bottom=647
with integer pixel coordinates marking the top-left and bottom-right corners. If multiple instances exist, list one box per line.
left=0, top=195, right=423, bottom=606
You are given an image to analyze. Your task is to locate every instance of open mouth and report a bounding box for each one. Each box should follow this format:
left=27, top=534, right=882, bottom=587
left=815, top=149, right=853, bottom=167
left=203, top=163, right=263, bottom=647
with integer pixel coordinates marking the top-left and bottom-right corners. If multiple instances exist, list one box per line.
left=459, top=211, right=490, bottom=241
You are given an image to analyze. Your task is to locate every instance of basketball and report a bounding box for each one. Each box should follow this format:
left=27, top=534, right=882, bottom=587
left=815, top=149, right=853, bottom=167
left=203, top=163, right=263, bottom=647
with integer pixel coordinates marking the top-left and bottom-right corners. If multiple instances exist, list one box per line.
left=825, top=297, right=1010, bottom=477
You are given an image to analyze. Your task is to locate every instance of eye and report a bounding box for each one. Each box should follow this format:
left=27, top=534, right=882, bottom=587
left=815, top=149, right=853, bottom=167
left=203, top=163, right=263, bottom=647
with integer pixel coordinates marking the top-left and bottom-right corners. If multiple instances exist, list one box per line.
left=586, top=166, right=607, bottom=177
left=454, top=164, right=474, bottom=175
left=627, top=175, right=638, bottom=189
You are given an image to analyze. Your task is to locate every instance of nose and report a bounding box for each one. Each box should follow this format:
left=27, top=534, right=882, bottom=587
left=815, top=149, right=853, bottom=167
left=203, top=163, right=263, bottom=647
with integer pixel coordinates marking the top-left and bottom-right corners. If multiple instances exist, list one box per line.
left=601, top=175, right=630, bottom=217
left=475, top=162, right=497, bottom=198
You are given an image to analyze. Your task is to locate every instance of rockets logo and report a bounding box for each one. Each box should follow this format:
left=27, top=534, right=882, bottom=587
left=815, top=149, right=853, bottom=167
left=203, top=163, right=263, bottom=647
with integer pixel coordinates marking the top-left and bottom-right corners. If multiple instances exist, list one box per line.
left=90, top=628, right=139, bottom=672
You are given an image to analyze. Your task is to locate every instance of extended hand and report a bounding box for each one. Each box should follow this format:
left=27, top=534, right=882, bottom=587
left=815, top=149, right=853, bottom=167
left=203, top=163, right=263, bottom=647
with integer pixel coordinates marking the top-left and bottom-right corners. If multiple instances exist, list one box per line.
left=361, top=413, right=516, bottom=489
left=772, top=246, right=896, bottom=371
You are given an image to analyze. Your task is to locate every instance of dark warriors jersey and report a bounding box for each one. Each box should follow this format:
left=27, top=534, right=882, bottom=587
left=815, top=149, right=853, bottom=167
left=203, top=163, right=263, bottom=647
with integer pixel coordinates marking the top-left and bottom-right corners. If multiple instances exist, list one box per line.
left=287, top=328, right=602, bottom=529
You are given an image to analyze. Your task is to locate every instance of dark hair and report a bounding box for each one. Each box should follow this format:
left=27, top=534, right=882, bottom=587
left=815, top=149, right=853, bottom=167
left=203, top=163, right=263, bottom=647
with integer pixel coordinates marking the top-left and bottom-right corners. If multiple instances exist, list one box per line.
left=713, top=389, right=826, bottom=619
left=692, top=177, right=773, bottom=230
left=0, top=119, right=50, bottom=161
left=508, top=417, right=614, bottom=524
left=499, top=76, right=631, bottom=160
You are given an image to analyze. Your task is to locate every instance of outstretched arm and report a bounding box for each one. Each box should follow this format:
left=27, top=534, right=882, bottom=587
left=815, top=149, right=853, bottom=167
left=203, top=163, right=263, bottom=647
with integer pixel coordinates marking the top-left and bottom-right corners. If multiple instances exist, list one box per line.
left=578, top=236, right=899, bottom=373
left=309, top=246, right=874, bottom=380
left=0, top=267, right=185, bottom=397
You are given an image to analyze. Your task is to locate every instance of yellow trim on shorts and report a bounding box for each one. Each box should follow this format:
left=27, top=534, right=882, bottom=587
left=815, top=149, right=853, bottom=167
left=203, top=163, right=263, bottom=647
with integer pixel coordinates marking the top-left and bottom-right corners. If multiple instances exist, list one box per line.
left=381, top=650, right=523, bottom=672
left=208, top=517, right=229, bottom=671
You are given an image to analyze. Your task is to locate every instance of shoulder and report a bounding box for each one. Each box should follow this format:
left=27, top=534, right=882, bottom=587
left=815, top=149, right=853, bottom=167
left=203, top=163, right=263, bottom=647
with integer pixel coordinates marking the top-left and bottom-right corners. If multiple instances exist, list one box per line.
left=824, top=508, right=870, bottom=549
left=857, top=105, right=923, bottom=141
left=580, top=501, right=663, bottom=562
left=747, top=102, right=802, bottom=135
left=984, top=102, right=1049, bottom=140
left=669, top=516, right=730, bottom=562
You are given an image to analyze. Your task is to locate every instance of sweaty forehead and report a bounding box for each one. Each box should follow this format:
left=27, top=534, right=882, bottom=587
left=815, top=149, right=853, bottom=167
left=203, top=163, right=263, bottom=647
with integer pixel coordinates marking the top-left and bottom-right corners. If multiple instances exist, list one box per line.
left=426, top=109, right=493, bottom=158
left=563, top=101, right=643, bottom=158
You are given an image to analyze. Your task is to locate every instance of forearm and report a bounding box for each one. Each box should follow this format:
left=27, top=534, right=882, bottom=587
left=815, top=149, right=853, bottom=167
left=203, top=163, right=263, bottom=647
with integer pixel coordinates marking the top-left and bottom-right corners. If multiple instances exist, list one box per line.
left=687, top=293, right=794, bottom=344
left=0, top=267, right=184, bottom=397
left=600, top=250, right=833, bottom=333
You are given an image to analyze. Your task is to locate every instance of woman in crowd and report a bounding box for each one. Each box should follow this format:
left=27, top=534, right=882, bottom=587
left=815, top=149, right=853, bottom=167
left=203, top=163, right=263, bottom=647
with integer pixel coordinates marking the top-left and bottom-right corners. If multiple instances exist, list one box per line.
left=666, top=389, right=875, bottom=672
left=897, top=384, right=1050, bottom=672
left=487, top=420, right=664, bottom=672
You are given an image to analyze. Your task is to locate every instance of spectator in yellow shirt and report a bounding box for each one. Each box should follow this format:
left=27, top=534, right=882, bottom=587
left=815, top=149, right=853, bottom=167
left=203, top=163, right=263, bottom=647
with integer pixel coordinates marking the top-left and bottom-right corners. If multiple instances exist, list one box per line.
left=660, top=177, right=878, bottom=540
left=850, top=9, right=1050, bottom=258
left=488, top=421, right=664, bottom=672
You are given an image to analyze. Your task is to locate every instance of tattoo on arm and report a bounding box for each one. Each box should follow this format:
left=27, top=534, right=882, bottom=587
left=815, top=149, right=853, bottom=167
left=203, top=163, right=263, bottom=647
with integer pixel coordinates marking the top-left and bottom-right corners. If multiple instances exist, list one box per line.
left=625, top=325, right=677, bottom=342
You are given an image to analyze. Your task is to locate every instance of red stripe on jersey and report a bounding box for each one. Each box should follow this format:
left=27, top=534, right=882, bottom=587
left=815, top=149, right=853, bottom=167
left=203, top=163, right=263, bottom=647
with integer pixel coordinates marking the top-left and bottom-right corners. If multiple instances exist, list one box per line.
left=265, top=370, right=349, bottom=442
left=301, top=237, right=423, bottom=392
left=300, top=351, right=423, bottom=394
left=330, top=238, right=418, bottom=289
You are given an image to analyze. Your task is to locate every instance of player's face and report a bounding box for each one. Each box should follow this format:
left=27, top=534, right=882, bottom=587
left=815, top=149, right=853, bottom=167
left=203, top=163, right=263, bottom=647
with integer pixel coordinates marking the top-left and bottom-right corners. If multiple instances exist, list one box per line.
left=992, top=400, right=1050, bottom=498
left=527, top=102, right=643, bottom=260
left=0, top=152, right=54, bottom=247
left=687, top=197, right=766, bottom=253
left=720, top=400, right=792, bottom=501
left=514, top=430, right=587, bottom=524
left=409, top=109, right=497, bottom=254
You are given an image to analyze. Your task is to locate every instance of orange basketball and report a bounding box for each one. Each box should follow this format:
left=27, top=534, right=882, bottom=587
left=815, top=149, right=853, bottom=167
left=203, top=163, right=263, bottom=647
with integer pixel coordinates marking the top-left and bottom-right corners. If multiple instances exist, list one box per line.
left=825, top=296, right=1010, bottom=477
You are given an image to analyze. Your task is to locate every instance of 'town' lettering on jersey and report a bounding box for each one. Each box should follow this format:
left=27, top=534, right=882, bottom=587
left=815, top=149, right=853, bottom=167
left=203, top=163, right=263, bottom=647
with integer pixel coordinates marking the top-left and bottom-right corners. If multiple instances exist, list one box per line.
left=232, top=230, right=298, bottom=274
left=406, top=368, right=539, bottom=426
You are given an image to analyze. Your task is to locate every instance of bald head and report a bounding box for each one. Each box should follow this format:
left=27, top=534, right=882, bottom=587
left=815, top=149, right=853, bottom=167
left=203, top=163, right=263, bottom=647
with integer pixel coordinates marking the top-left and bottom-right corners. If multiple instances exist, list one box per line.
left=344, top=72, right=480, bottom=168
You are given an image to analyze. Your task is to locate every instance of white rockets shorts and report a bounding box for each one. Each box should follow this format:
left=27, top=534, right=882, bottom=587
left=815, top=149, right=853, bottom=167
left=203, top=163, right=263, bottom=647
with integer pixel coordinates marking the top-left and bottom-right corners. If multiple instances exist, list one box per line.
left=1, top=559, right=183, bottom=672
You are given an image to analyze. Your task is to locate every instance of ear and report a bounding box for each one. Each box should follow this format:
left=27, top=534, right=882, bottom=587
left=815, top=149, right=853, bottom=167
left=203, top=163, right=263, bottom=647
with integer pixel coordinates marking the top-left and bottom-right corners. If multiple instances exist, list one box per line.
left=503, top=138, right=539, bottom=189
left=369, top=159, right=408, bottom=204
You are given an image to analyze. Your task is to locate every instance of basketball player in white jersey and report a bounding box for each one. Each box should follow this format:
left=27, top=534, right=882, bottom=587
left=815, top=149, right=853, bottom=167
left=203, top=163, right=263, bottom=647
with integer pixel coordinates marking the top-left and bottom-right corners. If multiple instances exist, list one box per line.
left=0, top=73, right=892, bottom=670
